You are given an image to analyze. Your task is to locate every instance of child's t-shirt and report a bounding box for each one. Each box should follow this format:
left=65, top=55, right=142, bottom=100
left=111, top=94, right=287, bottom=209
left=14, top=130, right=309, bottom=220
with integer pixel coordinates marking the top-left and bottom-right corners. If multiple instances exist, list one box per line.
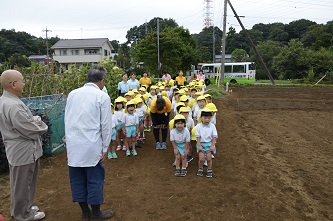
left=122, top=112, right=139, bottom=126
left=114, top=109, right=125, bottom=122
left=135, top=105, right=147, bottom=118
left=170, top=128, right=190, bottom=144
left=195, top=122, right=218, bottom=142
left=111, top=114, right=118, bottom=129
left=193, top=106, right=204, bottom=119
left=186, top=118, right=195, bottom=132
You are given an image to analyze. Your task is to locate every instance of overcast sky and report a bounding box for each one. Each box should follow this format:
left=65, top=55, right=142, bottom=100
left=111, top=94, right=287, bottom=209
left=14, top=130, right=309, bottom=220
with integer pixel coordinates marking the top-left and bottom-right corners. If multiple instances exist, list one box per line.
left=1, top=0, right=332, bottom=43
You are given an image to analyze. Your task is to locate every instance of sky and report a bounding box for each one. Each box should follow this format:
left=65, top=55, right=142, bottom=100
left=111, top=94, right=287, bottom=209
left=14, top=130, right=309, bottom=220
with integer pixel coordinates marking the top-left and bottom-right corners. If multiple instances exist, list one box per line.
left=1, top=0, right=332, bottom=43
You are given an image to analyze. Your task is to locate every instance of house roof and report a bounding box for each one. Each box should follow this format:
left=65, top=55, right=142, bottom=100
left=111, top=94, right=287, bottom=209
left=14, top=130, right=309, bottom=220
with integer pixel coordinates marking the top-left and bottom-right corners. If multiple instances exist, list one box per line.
left=51, top=38, right=112, bottom=49
left=28, top=55, right=50, bottom=59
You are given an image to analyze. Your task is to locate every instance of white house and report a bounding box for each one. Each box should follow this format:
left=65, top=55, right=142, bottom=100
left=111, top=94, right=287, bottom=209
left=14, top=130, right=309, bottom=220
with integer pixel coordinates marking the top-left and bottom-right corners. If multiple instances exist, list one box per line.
left=51, top=38, right=115, bottom=69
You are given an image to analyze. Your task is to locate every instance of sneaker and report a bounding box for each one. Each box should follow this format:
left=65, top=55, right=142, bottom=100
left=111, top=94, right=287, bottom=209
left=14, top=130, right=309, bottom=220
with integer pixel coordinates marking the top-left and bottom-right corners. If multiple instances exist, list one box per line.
left=156, top=142, right=161, bottom=149
left=31, top=206, right=39, bottom=212
left=116, top=145, right=122, bottom=151
left=206, top=169, right=213, bottom=178
left=161, top=142, right=167, bottom=149
left=180, top=168, right=187, bottom=177
left=187, top=155, right=194, bottom=163
left=203, top=160, right=208, bottom=167
left=122, top=146, right=127, bottom=151
left=172, top=160, right=176, bottom=167
left=112, top=152, right=118, bottom=159
left=132, top=149, right=138, bottom=156
left=33, top=211, right=45, bottom=220
left=126, top=150, right=131, bottom=156
left=144, top=128, right=149, bottom=132
left=175, top=168, right=181, bottom=176
left=197, top=168, right=204, bottom=176
left=91, top=210, right=114, bottom=221
left=108, top=152, right=112, bottom=159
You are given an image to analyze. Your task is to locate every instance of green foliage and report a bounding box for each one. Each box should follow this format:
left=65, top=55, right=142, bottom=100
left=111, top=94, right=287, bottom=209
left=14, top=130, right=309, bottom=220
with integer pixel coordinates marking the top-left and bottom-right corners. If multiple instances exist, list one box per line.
left=0, top=59, right=122, bottom=100
left=134, top=27, right=200, bottom=77
left=272, top=40, right=310, bottom=79
left=8, top=53, right=31, bottom=67
left=231, top=49, right=248, bottom=62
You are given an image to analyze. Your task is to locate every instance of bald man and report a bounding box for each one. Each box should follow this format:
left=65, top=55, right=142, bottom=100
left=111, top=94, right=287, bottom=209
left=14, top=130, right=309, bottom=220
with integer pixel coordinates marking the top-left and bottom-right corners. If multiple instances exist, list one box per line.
left=0, top=70, right=48, bottom=221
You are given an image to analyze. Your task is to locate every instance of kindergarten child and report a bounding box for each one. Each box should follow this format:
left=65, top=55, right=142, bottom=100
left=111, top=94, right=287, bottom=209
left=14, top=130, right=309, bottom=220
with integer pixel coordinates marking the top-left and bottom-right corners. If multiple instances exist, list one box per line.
left=193, top=96, right=207, bottom=124
left=122, top=101, right=139, bottom=156
left=108, top=111, right=118, bottom=159
left=196, top=108, right=218, bottom=178
left=114, top=97, right=126, bottom=151
left=134, top=97, right=147, bottom=142
left=170, top=114, right=191, bottom=176
left=179, top=107, right=195, bottom=163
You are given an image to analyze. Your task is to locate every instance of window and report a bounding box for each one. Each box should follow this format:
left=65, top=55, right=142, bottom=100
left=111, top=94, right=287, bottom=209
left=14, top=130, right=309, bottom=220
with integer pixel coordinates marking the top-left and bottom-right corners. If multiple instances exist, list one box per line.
left=71, top=50, right=79, bottom=55
left=232, top=65, right=245, bottom=73
left=60, top=50, right=67, bottom=55
left=224, top=65, right=232, bottom=73
left=85, top=49, right=99, bottom=54
left=104, top=49, right=108, bottom=56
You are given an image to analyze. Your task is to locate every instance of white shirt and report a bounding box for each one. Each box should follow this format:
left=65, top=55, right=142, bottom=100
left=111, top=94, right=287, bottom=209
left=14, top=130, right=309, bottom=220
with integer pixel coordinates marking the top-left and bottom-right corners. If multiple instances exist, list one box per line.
left=114, top=109, right=125, bottom=122
left=186, top=118, right=195, bottom=132
left=111, top=113, right=118, bottom=129
left=136, top=105, right=147, bottom=118
left=122, top=112, right=139, bottom=126
left=65, top=83, right=112, bottom=167
left=128, top=79, right=140, bottom=90
left=195, top=122, right=218, bottom=142
left=170, top=128, right=190, bottom=144
left=193, top=106, right=205, bottom=119
left=211, top=113, right=217, bottom=125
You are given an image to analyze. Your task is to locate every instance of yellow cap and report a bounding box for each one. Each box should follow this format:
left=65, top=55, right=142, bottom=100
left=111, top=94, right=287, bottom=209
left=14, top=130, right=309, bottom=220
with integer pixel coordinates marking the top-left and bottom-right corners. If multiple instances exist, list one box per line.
left=201, top=106, right=215, bottom=113
left=176, top=102, right=185, bottom=108
left=178, top=89, right=185, bottom=95
left=132, top=89, right=138, bottom=93
left=139, top=87, right=146, bottom=92
left=180, top=95, right=189, bottom=102
left=150, top=85, right=158, bottom=90
left=204, top=94, right=212, bottom=98
left=195, top=92, right=203, bottom=96
left=196, top=96, right=206, bottom=102
left=174, top=114, right=186, bottom=121
left=205, top=103, right=218, bottom=112
left=115, top=97, right=124, bottom=103
left=132, top=98, right=142, bottom=105
left=159, top=86, right=165, bottom=90
left=161, top=91, right=167, bottom=97
left=179, top=107, right=190, bottom=113
left=126, top=100, right=135, bottom=107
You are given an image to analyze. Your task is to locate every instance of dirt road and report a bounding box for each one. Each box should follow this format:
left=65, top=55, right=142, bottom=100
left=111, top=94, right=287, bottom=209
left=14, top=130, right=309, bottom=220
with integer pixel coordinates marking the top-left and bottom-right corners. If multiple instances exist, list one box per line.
left=1, top=86, right=332, bottom=221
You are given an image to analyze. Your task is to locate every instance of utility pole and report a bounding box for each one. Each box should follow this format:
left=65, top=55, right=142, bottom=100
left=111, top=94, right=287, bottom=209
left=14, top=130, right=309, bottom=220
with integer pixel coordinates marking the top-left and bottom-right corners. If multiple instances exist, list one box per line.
left=219, top=0, right=227, bottom=85
left=227, top=0, right=275, bottom=85
left=213, top=26, right=215, bottom=63
left=43, top=26, right=52, bottom=58
left=157, top=18, right=160, bottom=76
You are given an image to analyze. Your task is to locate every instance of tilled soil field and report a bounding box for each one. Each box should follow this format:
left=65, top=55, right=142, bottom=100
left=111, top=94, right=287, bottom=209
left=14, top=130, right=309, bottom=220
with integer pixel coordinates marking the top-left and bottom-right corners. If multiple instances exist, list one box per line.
left=1, top=86, right=333, bottom=221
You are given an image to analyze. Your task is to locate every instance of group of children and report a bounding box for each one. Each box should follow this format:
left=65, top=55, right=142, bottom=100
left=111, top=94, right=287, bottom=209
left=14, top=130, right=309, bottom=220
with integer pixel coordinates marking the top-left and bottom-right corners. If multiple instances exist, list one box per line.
left=108, top=77, right=218, bottom=178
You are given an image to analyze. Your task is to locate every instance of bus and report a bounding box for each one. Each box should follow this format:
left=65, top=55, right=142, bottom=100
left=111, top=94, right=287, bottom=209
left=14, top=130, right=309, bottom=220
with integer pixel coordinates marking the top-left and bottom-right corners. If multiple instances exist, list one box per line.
left=200, top=62, right=256, bottom=84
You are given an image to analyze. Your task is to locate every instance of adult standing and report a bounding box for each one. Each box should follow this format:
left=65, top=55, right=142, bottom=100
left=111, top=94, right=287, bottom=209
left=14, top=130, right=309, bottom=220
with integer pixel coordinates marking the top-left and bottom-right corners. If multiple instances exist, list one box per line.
left=175, top=71, right=187, bottom=88
left=197, top=70, right=205, bottom=81
left=150, top=95, right=172, bottom=149
left=117, top=73, right=129, bottom=96
left=65, top=66, right=113, bottom=221
left=0, top=70, right=48, bottom=221
left=128, top=72, right=140, bottom=90
left=139, top=72, right=152, bottom=90
left=161, top=71, right=172, bottom=82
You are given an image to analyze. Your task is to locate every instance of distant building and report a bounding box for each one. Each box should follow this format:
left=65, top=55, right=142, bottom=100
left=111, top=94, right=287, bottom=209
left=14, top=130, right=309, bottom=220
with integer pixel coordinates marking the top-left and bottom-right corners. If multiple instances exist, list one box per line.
left=51, top=38, right=115, bottom=70
left=28, top=55, right=51, bottom=65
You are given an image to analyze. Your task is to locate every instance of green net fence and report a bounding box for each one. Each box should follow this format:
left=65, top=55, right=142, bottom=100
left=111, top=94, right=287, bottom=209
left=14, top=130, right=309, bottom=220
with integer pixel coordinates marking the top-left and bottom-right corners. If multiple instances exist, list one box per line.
left=21, top=94, right=66, bottom=156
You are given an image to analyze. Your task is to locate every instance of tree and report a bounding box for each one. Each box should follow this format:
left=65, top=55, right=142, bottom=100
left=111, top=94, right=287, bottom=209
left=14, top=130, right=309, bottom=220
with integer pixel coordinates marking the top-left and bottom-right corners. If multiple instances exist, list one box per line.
left=285, top=19, right=316, bottom=40
left=272, top=39, right=310, bottom=79
left=231, top=49, right=248, bottom=62
left=126, top=17, right=178, bottom=43
left=134, top=27, right=200, bottom=76
left=8, top=53, right=31, bottom=67
left=110, top=40, right=119, bottom=53
left=226, top=27, right=248, bottom=54
left=249, top=40, right=282, bottom=79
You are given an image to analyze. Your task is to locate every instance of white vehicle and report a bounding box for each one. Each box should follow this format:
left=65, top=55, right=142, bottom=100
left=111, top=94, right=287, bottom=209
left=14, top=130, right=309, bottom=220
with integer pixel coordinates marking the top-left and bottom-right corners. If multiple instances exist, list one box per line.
left=201, top=62, right=256, bottom=84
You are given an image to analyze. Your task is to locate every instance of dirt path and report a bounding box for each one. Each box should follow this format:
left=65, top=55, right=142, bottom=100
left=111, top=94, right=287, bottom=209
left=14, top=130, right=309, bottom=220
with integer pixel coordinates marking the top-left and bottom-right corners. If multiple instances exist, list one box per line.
left=1, top=86, right=333, bottom=221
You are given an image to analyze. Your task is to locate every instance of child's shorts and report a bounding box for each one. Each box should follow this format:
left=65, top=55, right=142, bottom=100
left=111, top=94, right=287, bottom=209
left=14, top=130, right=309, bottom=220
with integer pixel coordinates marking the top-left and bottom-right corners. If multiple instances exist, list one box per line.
left=138, top=116, right=143, bottom=125
left=175, top=142, right=186, bottom=156
left=196, top=141, right=212, bottom=153
left=111, top=127, right=116, bottom=141
left=117, top=121, right=123, bottom=131
left=125, top=125, right=137, bottom=137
